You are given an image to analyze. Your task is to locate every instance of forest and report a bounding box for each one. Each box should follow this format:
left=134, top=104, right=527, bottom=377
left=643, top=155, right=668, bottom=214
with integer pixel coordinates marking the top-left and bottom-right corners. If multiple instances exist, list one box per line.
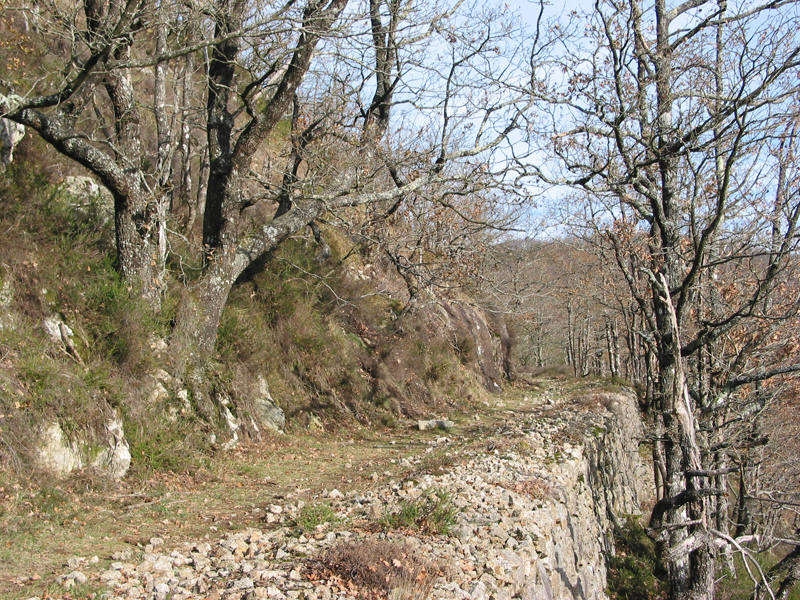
left=1, top=0, right=800, bottom=597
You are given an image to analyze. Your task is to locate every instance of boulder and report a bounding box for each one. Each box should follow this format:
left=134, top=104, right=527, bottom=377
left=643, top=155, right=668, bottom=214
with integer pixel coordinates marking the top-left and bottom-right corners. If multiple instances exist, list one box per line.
left=252, top=377, right=285, bottom=433
left=417, top=418, right=454, bottom=431
left=34, top=422, right=82, bottom=478
left=0, top=270, right=12, bottom=307
left=0, top=273, right=15, bottom=331
left=42, top=315, right=84, bottom=364
left=57, top=176, right=114, bottom=228
left=93, top=417, right=131, bottom=480
left=42, top=316, right=73, bottom=344
left=307, top=413, right=324, bottom=432
left=216, top=392, right=241, bottom=450
left=33, top=413, right=131, bottom=480
left=59, top=175, right=113, bottom=202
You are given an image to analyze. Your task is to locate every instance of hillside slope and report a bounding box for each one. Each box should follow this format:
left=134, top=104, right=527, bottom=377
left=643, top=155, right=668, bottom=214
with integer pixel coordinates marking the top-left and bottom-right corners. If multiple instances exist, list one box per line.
left=0, top=156, right=510, bottom=482
left=0, top=150, right=654, bottom=600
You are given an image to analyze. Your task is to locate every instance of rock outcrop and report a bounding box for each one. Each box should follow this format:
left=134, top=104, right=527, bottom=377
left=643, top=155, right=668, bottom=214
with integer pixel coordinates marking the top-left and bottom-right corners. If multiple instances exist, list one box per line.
left=0, top=118, right=25, bottom=168
left=57, top=175, right=115, bottom=230
left=34, top=414, right=131, bottom=480
left=437, top=301, right=510, bottom=393
left=45, top=386, right=650, bottom=600
left=252, top=376, right=286, bottom=434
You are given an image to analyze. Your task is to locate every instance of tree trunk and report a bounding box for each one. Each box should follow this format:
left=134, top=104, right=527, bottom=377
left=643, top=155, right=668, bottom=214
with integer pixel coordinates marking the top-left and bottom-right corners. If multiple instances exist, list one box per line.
left=650, top=0, right=716, bottom=594
left=113, top=182, right=167, bottom=307
left=170, top=264, right=237, bottom=375
left=651, top=271, right=716, bottom=600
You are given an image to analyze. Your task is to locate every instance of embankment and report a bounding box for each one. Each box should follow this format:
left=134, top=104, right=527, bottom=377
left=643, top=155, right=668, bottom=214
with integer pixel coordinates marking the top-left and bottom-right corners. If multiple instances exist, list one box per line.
left=50, top=386, right=651, bottom=600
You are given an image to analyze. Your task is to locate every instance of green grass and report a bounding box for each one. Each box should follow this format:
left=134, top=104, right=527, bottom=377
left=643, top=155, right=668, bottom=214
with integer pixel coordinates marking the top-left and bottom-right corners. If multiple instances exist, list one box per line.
left=295, top=503, right=339, bottom=530
left=717, top=550, right=800, bottom=600
left=380, top=489, right=458, bottom=535
left=126, top=418, right=211, bottom=475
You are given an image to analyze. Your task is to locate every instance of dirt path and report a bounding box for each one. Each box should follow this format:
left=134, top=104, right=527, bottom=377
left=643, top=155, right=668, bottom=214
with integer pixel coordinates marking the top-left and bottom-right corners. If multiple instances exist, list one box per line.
left=0, top=379, right=582, bottom=599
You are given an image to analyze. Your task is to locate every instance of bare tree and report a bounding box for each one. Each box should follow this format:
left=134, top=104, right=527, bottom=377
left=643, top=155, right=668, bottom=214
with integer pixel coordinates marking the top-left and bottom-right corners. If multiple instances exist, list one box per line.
left=0, top=0, right=535, bottom=384
left=529, top=0, right=800, bottom=597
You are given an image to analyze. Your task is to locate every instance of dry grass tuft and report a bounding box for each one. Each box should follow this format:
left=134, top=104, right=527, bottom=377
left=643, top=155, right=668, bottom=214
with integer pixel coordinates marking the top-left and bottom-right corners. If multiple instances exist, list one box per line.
left=315, top=539, right=436, bottom=599
left=506, top=476, right=555, bottom=501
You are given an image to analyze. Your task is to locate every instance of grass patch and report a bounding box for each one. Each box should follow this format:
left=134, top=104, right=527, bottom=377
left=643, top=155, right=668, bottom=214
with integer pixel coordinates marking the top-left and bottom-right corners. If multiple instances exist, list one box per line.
left=126, top=418, right=211, bottom=475
left=380, top=489, right=458, bottom=535
left=717, top=550, right=800, bottom=600
left=40, top=580, right=108, bottom=600
left=415, top=448, right=458, bottom=475
left=295, top=503, right=339, bottom=530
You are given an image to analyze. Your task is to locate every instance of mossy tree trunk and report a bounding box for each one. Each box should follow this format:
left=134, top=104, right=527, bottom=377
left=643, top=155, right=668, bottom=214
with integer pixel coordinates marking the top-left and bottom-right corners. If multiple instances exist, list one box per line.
left=169, top=198, right=328, bottom=371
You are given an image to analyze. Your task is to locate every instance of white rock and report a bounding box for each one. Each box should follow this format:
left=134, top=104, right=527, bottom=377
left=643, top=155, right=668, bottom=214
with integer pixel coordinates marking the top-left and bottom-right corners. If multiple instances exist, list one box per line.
left=148, top=381, right=170, bottom=405
left=469, top=581, right=489, bottom=600
left=42, top=316, right=73, bottom=344
left=90, top=414, right=131, bottom=480
left=65, top=571, right=88, bottom=586
left=266, top=585, right=286, bottom=599
left=253, top=376, right=286, bottom=433
left=100, top=569, right=123, bottom=583
left=232, top=576, right=254, bottom=589
left=35, top=422, right=82, bottom=477
left=418, top=418, right=454, bottom=431
left=0, top=118, right=25, bottom=167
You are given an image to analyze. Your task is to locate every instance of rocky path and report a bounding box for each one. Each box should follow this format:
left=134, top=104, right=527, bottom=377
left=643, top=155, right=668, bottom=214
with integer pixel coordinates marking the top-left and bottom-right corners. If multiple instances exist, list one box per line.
left=36, top=386, right=650, bottom=600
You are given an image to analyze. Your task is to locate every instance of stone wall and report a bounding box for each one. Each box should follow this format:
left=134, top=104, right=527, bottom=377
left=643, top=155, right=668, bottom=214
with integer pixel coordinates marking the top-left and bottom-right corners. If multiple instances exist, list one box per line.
left=66, top=387, right=652, bottom=600
left=408, top=386, right=652, bottom=599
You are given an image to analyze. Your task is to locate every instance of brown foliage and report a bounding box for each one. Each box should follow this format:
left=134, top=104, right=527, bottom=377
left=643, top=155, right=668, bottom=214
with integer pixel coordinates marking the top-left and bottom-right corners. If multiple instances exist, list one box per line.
left=315, top=539, right=436, bottom=599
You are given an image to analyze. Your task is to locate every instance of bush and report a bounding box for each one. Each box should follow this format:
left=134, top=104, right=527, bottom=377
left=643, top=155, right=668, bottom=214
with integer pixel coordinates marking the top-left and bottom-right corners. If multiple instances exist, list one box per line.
left=126, top=416, right=210, bottom=474
left=607, top=516, right=667, bottom=600
left=318, top=539, right=434, bottom=600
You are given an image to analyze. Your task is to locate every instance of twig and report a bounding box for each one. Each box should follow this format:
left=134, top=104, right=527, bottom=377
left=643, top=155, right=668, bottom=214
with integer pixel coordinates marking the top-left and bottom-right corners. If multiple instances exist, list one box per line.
left=711, top=528, right=776, bottom=600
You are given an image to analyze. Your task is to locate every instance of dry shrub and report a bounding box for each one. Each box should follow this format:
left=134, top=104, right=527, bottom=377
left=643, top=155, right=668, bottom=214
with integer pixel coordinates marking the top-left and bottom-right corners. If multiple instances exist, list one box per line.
left=316, top=539, right=435, bottom=599
left=508, top=477, right=554, bottom=501
left=570, top=392, right=618, bottom=413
